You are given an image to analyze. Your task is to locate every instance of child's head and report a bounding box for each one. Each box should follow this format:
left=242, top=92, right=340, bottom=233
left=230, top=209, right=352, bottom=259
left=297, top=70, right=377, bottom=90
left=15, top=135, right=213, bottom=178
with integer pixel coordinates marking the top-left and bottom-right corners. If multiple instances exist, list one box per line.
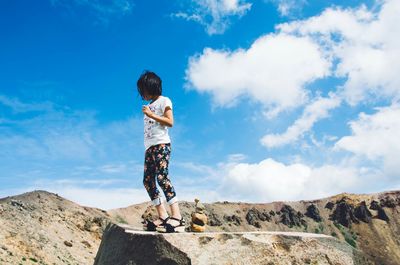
left=137, top=70, right=162, bottom=100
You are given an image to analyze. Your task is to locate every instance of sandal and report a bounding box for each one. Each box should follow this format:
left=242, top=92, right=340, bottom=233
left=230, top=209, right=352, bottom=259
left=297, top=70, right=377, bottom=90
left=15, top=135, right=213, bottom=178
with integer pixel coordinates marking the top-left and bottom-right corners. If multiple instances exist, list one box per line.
left=156, top=216, right=186, bottom=233
left=144, top=216, right=170, bottom=231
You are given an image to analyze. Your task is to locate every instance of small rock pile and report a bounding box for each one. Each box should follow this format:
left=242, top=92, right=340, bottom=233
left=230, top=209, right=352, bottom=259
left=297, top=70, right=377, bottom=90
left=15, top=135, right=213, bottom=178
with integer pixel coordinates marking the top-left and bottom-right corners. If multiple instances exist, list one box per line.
left=190, top=198, right=208, bottom=232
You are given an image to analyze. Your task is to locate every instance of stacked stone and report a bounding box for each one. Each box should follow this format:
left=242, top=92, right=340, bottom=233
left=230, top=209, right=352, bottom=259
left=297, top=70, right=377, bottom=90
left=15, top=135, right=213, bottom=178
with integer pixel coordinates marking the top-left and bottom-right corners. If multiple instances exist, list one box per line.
left=190, top=198, right=208, bottom=232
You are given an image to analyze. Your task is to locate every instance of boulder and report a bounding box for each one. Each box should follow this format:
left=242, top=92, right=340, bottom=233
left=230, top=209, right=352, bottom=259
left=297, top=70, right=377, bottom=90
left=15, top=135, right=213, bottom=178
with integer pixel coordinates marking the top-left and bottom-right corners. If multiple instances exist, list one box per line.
left=369, top=200, right=390, bottom=222
left=325, top=201, right=335, bottom=210
left=369, top=200, right=380, bottom=210
left=376, top=208, right=390, bottom=222
left=354, top=201, right=372, bottom=223
left=223, top=214, right=242, bottom=226
left=280, top=205, right=307, bottom=227
left=94, top=223, right=371, bottom=265
left=245, top=207, right=271, bottom=228
left=305, top=204, right=322, bottom=222
left=330, top=199, right=359, bottom=228
left=380, top=197, right=397, bottom=208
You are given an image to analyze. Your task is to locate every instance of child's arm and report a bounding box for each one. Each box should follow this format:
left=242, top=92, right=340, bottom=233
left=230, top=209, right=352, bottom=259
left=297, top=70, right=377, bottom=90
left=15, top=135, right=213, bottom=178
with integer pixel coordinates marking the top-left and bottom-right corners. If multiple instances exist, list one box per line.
left=143, top=106, right=173, bottom=127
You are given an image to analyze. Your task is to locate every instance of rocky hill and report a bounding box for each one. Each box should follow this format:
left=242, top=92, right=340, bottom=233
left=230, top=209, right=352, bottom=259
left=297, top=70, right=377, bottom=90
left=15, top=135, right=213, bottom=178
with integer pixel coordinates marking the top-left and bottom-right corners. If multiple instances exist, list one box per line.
left=0, top=190, right=111, bottom=265
left=0, top=189, right=399, bottom=264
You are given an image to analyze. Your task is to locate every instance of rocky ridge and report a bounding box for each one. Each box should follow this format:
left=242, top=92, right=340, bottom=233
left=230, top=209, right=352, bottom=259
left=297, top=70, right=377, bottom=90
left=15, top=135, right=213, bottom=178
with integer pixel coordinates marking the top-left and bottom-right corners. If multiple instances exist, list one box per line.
left=0, top=189, right=399, bottom=264
left=0, top=190, right=111, bottom=265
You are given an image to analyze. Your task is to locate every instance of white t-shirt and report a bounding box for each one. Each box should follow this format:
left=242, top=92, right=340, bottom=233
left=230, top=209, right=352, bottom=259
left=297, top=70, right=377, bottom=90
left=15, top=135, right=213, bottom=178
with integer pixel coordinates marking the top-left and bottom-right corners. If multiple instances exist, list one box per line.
left=143, top=95, right=173, bottom=151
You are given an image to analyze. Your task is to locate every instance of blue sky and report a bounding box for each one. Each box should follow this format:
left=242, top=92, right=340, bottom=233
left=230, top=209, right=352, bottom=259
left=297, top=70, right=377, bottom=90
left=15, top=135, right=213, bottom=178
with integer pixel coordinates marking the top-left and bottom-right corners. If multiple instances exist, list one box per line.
left=1, top=0, right=399, bottom=210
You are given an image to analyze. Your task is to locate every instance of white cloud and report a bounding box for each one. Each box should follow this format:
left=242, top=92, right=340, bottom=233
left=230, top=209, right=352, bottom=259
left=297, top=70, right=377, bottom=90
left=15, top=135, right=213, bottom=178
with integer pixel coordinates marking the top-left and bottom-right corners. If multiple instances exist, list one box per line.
left=172, top=0, right=252, bottom=35
left=173, top=161, right=223, bottom=186
left=309, top=133, right=338, bottom=149
left=227, top=153, right=247, bottom=162
left=0, top=95, right=142, bottom=163
left=175, top=161, right=218, bottom=175
left=0, top=94, right=54, bottom=113
left=185, top=33, right=331, bottom=114
left=73, top=155, right=379, bottom=207
left=218, top=157, right=381, bottom=203
left=185, top=0, right=400, bottom=172
left=98, top=163, right=128, bottom=174
left=261, top=92, right=341, bottom=148
left=0, top=95, right=147, bottom=201
left=51, top=178, right=129, bottom=186
left=266, top=0, right=308, bottom=17
left=277, top=0, right=400, bottom=106
left=334, top=103, right=400, bottom=177
left=186, top=0, right=400, bottom=113
left=58, top=187, right=146, bottom=210
left=163, top=151, right=389, bottom=204
left=0, top=146, right=390, bottom=209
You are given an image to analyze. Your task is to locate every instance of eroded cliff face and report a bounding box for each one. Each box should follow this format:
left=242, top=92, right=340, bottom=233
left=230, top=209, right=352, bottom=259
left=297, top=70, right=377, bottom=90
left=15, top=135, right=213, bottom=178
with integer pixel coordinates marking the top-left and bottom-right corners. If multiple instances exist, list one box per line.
left=94, top=223, right=370, bottom=265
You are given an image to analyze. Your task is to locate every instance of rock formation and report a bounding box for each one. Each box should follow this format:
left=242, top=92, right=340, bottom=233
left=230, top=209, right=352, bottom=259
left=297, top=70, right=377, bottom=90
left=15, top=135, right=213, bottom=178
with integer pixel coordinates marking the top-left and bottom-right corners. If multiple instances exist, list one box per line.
left=279, top=205, right=307, bottom=228
left=354, top=201, right=372, bottom=223
left=190, top=198, right=208, bottom=232
left=329, top=198, right=360, bottom=227
left=0, top=190, right=110, bottom=265
left=305, top=204, right=322, bottom=222
left=1, top=189, right=400, bottom=265
left=94, top=223, right=370, bottom=265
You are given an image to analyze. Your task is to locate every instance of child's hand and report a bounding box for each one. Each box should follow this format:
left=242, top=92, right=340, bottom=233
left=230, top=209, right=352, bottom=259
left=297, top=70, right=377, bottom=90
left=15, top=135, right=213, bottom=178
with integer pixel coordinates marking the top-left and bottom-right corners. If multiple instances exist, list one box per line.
left=142, top=105, right=154, bottom=118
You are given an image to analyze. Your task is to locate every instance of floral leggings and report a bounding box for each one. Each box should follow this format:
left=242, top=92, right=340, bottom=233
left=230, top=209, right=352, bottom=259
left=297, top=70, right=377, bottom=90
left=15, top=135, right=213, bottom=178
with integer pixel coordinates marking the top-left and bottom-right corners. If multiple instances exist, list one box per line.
left=143, top=143, right=178, bottom=206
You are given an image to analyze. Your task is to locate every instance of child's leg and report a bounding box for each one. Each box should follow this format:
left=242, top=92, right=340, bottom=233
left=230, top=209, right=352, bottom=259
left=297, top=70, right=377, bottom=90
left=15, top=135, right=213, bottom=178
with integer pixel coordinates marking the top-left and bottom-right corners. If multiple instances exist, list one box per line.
left=153, top=143, right=182, bottom=220
left=153, top=143, right=177, bottom=203
left=143, top=146, right=168, bottom=219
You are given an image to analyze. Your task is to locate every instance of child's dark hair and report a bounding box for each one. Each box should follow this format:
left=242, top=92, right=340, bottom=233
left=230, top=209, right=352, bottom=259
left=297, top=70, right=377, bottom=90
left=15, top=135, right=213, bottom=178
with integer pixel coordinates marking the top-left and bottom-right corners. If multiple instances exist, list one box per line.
left=137, top=70, right=162, bottom=100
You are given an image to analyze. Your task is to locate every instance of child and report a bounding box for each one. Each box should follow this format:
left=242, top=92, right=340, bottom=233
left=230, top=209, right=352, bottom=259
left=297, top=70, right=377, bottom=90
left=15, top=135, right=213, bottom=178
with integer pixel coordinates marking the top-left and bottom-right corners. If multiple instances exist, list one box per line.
left=137, top=70, right=186, bottom=233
